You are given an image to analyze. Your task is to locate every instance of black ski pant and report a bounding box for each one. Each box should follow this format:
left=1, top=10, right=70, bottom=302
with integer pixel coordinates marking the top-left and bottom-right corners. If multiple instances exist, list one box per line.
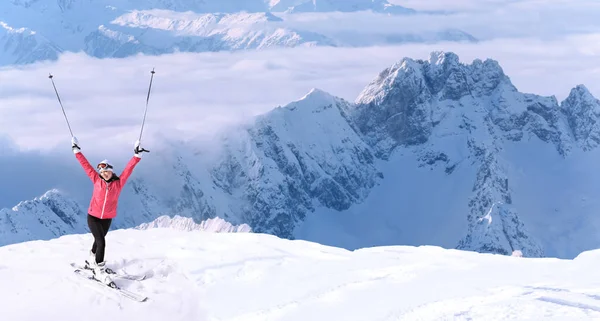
left=87, top=214, right=112, bottom=263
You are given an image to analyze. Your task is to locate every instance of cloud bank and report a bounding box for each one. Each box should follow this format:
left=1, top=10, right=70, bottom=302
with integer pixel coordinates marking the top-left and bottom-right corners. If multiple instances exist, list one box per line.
left=2, top=35, right=599, bottom=150
left=386, top=0, right=600, bottom=40
left=1, top=0, right=599, bottom=208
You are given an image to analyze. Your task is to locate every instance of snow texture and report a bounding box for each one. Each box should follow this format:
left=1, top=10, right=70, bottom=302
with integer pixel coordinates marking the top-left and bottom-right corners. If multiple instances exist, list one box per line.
left=2, top=228, right=600, bottom=321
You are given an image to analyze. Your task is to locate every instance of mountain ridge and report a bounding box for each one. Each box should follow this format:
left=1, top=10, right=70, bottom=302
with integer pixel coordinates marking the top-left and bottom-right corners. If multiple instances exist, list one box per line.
left=2, top=51, right=600, bottom=259
left=0, top=1, right=476, bottom=66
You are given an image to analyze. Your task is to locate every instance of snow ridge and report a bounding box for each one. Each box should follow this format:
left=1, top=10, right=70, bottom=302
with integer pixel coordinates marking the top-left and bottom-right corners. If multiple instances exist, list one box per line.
left=136, top=215, right=252, bottom=233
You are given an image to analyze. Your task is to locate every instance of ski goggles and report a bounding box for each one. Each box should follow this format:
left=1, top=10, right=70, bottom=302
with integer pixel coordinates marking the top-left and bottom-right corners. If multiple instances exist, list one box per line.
left=97, top=163, right=113, bottom=171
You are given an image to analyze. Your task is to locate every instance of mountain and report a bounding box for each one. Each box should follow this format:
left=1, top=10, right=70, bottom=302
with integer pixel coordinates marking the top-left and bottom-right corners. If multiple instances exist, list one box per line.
left=136, top=215, right=252, bottom=232
left=2, top=227, right=600, bottom=320
left=0, top=0, right=475, bottom=66
left=267, top=0, right=416, bottom=14
left=0, top=21, right=62, bottom=65
left=0, top=188, right=250, bottom=245
left=3, top=51, right=600, bottom=260
left=0, top=189, right=86, bottom=246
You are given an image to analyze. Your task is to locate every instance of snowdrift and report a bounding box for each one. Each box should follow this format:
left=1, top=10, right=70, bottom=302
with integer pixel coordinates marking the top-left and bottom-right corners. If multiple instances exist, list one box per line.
left=2, top=228, right=600, bottom=321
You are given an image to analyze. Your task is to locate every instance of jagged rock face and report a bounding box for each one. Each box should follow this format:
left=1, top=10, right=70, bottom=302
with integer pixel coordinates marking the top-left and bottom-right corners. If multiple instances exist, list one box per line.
left=457, top=140, right=543, bottom=257
left=351, top=60, right=434, bottom=158
left=351, top=52, right=518, bottom=159
left=344, top=51, right=597, bottom=257
left=561, top=85, right=600, bottom=151
left=210, top=90, right=381, bottom=238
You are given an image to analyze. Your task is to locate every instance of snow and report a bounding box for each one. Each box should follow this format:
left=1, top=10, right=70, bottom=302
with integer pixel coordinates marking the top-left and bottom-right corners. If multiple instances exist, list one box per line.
left=502, top=138, right=600, bottom=258
left=295, top=127, right=475, bottom=250
left=111, top=10, right=283, bottom=36
left=136, top=215, right=252, bottom=233
left=2, top=228, right=600, bottom=320
left=0, top=21, right=30, bottom=34
left=0, top=0, right=479, bottom=65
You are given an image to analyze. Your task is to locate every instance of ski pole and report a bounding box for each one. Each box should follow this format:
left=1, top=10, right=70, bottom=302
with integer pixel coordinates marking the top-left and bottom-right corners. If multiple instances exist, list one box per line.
left=138, top=68, right=155, bottom=144
left=48, top=73, right=74, bottom=137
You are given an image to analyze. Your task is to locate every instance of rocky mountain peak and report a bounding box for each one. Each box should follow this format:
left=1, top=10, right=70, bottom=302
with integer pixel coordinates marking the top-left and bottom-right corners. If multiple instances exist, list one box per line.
left=285, top=87, right=341, bottom=112
left=350, top=51, right=514, bottom=159
left=561, top=84, right=600, bottom=150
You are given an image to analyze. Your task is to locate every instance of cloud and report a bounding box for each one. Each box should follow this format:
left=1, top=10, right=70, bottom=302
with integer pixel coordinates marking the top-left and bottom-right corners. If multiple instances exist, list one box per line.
left=1, top=0, right=600, bottom=207
left=0, top=39, right=598, bottom=154
left=2, top=35, right=599, bottom=151
left=389, top=0, right=519, bottom=12
left=280, top=0, right=600, bottom=41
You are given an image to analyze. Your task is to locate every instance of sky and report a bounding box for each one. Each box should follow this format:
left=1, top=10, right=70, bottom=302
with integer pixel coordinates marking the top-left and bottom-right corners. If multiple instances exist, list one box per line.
left=283, top=0, right=600, bottom=40
left=0, top=0, right=600, bottom=207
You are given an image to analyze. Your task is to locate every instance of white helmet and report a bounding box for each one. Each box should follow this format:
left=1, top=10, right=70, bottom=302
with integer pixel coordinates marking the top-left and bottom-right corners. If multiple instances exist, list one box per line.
left=96, top=159, right=114, bottom=172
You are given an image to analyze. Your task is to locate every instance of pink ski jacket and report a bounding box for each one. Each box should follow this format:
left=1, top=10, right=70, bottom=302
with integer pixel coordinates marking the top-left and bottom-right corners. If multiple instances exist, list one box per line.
left=75, top=152, right=141, bottom=219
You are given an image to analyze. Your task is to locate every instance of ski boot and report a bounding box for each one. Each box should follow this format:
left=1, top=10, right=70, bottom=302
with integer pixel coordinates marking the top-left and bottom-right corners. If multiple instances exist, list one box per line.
left=92, top=261, right=117, bottom=288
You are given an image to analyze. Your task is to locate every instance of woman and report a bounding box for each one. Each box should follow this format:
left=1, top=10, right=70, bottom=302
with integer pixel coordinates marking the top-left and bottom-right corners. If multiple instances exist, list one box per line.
left=71, top=136, right=148, bottom=285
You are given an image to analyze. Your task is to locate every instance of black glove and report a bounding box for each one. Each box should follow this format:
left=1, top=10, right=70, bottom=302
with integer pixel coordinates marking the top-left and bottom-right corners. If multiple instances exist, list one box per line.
left=134, top=140, right=149, bottom=156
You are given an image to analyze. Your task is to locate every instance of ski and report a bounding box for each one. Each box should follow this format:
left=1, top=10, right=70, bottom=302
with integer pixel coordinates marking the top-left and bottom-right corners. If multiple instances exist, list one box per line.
left=73, top=268, right=148, bottom=302
left=70, top=262, right=146, bottom=281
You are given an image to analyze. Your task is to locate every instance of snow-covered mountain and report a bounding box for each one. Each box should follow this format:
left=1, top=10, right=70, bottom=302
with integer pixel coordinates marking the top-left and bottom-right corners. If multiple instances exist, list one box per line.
left=3, top=51, right=600, bottom=260
left=2, top=227, right=600, bottom=320
left=0, top=189, right=86, bottom=246
left=0, top=0, right=474, bottom=65
left=136, top=215, right=252, bottom=232
left=0, top=21, right=62, bottom=64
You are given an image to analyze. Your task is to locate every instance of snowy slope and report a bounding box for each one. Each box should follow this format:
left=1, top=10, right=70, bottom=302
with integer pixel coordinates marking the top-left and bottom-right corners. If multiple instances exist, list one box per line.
left=210, top=88, right=381, bottom=238
left=2, top=228, right=600, bottom=321
left=0, top=0, right=475, bottom=65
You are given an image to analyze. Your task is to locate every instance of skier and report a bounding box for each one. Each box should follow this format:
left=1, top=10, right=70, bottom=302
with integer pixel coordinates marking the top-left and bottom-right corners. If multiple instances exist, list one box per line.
left=71, top=136, right=148, bottom=285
